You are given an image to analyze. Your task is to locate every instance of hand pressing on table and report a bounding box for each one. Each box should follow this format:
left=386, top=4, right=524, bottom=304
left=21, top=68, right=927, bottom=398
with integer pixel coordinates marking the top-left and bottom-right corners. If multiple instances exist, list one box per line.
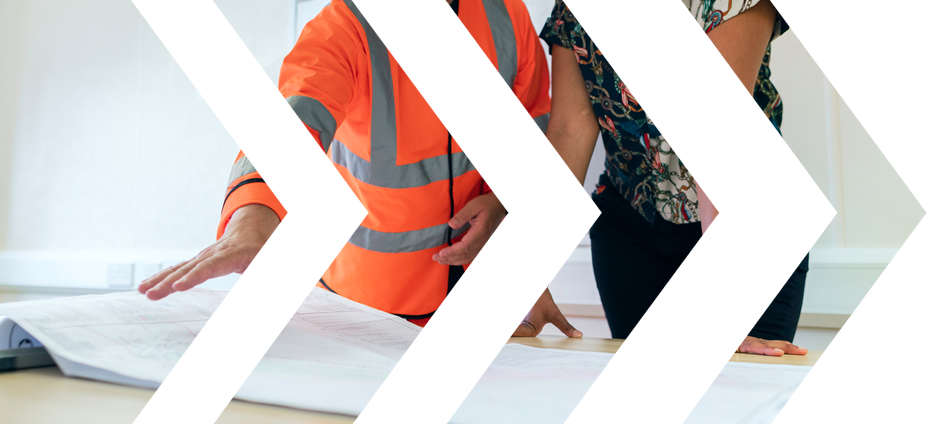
left=513, top=288, right=583, bottom=338
left=737, top=336, right=808, bottom=357
left=138, top=204, right=280, bottom=300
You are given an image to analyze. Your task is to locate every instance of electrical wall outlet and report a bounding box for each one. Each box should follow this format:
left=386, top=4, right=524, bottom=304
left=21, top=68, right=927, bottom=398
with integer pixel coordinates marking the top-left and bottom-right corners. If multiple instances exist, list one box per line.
left=106, top=263, right=134, bottom=288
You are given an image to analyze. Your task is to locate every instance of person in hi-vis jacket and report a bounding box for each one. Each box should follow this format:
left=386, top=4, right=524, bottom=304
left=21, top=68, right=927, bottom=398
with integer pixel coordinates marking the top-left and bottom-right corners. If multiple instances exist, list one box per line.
left=140, top=0, right=582, bottom=338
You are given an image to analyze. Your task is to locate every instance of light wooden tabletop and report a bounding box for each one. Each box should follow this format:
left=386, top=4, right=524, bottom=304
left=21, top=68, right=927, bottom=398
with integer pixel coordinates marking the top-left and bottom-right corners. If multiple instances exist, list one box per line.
left=0, top=336, right=819, bottom=424
left=509, top=336, right=822, bottom=366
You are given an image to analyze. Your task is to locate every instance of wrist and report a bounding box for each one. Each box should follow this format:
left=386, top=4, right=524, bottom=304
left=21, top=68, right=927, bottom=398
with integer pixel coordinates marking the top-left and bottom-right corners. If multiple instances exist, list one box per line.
left=485, top=192, right=507, bottom=219
left=225, top=204, right=280, bottom=245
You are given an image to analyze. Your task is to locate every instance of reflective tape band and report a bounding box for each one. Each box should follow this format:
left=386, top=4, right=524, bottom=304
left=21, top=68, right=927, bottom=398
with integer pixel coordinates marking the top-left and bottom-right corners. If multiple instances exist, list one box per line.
left=287, top=95, right=338, bottom=152
left=349, top=222, right=471, bottom=253
left=534, top=113, right=550, bottom=134
left=343, top=1, right=477, bottom=189
left=330, top=139, right=476, bottom=189
left=227, top=155, right=257, bottom=187
left=483, top=0, right=518, bottom=88
left=343, top=0, right=397, bottom=167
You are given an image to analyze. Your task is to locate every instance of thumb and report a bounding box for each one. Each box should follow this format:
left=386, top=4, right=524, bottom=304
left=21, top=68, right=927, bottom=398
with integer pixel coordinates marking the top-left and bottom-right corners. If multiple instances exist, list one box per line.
left=449, top=199, right=483, bottom=229
left=550, top=312, right=583, bottom=338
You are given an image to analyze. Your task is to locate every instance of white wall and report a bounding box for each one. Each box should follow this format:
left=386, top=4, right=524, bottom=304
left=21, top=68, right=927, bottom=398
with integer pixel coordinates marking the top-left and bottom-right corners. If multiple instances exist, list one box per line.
left=0, top=0, right=290, bottom=253
left=760, top=32, right=923, bottom=319
left=770, top=32, right=924, bottom=249
left=0, top=0, right=30, bottom=251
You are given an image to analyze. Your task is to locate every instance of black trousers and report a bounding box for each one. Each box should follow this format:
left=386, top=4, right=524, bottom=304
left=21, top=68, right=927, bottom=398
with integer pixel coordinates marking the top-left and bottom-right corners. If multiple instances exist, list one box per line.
left=589, top=180, right=808, bottom=342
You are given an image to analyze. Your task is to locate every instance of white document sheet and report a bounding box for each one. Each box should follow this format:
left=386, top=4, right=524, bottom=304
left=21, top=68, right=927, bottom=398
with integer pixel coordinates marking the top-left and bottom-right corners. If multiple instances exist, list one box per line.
left=0, top=289, right=810, bottom=423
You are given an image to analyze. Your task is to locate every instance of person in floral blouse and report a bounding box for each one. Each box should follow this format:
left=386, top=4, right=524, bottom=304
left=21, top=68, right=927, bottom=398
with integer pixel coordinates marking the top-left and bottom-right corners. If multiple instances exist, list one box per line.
left=541, top=0, right=810, bottom=356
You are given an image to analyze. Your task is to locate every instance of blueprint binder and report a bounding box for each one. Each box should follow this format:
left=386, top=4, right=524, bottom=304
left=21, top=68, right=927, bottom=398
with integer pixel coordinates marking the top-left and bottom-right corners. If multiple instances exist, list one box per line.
left=0, top=317, right=55, bottom=371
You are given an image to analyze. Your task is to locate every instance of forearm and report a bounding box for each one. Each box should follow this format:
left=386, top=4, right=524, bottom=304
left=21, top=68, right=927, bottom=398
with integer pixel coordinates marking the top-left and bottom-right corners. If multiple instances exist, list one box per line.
left=706, top=0, right=777, bottom=93
left=694, top=0, right=776, bottom=231
left=546, top=124, right=599, bottom=184
left=223, top=204, right=281, bottom=245
left=548, top=45, right=601, bottom=185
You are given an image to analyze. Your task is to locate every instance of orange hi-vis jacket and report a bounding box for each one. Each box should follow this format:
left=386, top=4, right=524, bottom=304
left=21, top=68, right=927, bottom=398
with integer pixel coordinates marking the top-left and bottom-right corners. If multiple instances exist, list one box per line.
left=218, top=0, right=550, bottom=320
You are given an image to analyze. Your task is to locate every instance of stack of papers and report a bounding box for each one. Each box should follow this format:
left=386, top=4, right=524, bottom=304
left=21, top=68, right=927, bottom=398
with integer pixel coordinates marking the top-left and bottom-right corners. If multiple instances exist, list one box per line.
left=0, top=289, right=811, bottom=423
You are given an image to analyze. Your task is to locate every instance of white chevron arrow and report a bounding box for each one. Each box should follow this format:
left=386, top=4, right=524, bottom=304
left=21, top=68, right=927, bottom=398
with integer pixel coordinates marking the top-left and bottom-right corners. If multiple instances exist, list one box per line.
left=129, top=1, right=366, bottom=423
left=769, top=1, right=929, bottom=422
left=348, top=1, right=600, bottom=423
left=561, top=1, right=835, bottom=423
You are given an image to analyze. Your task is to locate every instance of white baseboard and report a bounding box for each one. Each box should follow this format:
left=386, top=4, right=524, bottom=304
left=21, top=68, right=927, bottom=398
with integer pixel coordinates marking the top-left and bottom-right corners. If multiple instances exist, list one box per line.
left=797, top=313, right=849, bottom=329
left=801, top=248, right=894, bottom=316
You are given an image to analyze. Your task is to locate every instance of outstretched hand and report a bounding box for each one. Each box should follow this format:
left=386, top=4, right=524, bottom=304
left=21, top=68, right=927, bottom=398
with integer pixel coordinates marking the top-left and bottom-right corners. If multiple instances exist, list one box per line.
left=138, top=204, right=279, bottom=300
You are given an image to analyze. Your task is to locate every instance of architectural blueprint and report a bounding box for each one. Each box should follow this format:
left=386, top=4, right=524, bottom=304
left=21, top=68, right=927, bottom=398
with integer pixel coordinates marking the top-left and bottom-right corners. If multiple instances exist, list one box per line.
left=0, top=289, right=811, bottom=423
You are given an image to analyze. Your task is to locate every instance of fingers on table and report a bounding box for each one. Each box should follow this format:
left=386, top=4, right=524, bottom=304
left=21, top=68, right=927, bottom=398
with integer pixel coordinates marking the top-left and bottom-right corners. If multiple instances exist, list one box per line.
left=739, top=338, right=808, bottom=357
left=550, top=313, right=583, bottom=338
left=144, top=253, right=215, bottom=300
left=173, top=257, right=223, bottom=292
left=138, top=259, right=191, bottom=294
left=756, top=343, right=786, bottom=357
left=766, top=340, right=808, bottom=356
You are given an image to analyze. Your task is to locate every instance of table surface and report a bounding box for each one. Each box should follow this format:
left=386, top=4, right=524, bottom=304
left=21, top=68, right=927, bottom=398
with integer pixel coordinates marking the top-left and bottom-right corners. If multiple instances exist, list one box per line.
left=0, top=337, right=820, bottom=424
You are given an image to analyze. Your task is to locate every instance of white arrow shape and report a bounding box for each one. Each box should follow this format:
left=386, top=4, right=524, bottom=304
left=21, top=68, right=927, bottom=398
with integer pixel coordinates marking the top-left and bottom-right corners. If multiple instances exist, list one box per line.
left=769, top=1, right=929, bottom=422
left=129, top=1, right=366, bottom=423
left=561, top=1, right=835, bottom=423
left=347, top=1, right=600, bottom=423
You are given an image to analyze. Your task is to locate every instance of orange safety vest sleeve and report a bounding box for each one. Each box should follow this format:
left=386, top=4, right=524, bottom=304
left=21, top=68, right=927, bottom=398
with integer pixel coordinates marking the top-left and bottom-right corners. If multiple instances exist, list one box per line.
left=217, top=151, right=288, bottom=239
left=479, top=0, right=552, bottom=195
left=509, top=0, right=552, bottom=124
left=278, top=3, right=361, bottom=149
left=217, top=3, right=363, bottom=239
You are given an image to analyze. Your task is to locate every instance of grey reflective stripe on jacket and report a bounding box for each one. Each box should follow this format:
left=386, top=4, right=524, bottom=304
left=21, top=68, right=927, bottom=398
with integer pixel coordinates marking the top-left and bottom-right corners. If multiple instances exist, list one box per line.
left=329, top=140, right=477, bottom=189
left=483, top=0, right=518, bottom=88
left=227, top=155, right=257, bottom=187
left=287, top=95, right=338, bottom=152
left=349, top=222, right=472, bottom=254
left=336, top=0, right=518, bottom=253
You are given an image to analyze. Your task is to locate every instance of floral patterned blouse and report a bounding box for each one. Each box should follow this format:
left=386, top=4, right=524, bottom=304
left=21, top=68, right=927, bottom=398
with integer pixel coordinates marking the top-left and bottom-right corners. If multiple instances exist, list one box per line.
left=541, top=0, right=789, bottom=225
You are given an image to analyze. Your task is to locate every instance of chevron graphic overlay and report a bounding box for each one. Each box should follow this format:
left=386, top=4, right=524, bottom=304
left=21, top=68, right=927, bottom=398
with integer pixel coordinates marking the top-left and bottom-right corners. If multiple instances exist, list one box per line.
left=560, top=1, right=835, bottom=423
left=129, top=1, right=366, bottom=423
left=769, top=1, right=929, bottom=422
left=347, top=0, right=600, bottom=423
